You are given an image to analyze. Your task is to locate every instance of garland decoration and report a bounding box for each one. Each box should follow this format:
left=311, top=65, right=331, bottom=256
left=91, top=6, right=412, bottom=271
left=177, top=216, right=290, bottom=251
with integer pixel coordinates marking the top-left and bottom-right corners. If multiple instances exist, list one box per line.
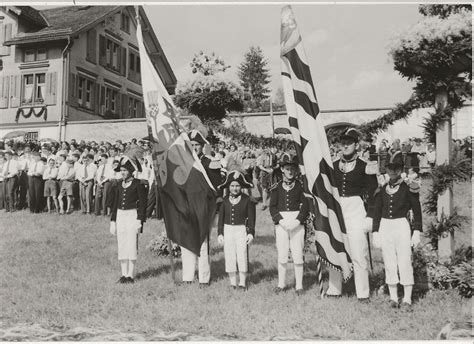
left=423, top=156, right=471, bottom=215
left=15, top=106, right=48, bottom=123
left=425, top=210, right=464, bottom=250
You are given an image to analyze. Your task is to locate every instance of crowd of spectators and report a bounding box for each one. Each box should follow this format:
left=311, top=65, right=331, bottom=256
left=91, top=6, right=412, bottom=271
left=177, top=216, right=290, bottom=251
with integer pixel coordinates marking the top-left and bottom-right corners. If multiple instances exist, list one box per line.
left=0, top=133, right=471, bottom=215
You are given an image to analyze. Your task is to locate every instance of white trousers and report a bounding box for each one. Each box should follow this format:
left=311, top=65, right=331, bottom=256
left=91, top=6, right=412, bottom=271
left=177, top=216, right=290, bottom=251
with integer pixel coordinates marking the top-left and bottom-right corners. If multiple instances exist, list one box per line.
left=180, top=238, right=210, bottom=283
left=275, top=211, right=305, bottom=265
left=116, top=209, right=140, bottom=260
left=380, top=218, right=414, bottom=286
left=224, top=224, right=248, bottom=273
left=327, top=196, right=371, bottom=298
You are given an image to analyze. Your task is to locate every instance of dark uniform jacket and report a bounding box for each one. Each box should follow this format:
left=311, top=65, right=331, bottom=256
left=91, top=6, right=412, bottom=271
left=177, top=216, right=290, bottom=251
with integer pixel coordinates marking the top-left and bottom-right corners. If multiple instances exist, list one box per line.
left=217, top=193, right=256, bottom=236
left=372, top=181, right=422, bottom=232
left=333, top=157, right=378, bottom=217
left=269, top=180, right=309, bottom=225
left=110, top=178, right=147, bottom=223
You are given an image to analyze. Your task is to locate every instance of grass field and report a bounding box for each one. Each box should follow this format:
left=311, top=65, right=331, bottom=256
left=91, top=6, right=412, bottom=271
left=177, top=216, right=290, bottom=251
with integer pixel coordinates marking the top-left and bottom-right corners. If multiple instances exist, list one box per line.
left=0, top=181, right=472, bottom=340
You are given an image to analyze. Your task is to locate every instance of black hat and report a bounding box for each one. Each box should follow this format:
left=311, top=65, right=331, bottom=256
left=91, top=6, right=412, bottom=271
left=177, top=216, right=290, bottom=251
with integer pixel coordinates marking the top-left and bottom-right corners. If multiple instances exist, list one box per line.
left=114, top=156, right=142, bottom=173
left=386, top=150, right=404, bottom=169
left=279, top=152, right=299, bottom=167
left=340, top=128, right=361, bottom=143
left=218, top=170, right=253, bottom=189
left=189, top=130, right=208, bottom=146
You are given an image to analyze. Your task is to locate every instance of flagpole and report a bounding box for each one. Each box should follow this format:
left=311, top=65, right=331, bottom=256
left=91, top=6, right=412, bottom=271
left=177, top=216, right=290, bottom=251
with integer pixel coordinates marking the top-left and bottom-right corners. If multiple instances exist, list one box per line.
left=136, top=5, right=176, bottom=284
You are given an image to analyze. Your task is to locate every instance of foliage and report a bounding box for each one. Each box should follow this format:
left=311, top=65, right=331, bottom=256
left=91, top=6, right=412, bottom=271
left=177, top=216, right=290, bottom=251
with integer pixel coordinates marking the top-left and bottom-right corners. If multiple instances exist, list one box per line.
left=210, top=120, right=295, bottom=150
left=388, top=6, right=471, bottom=118
left=424, top=210, right=465, bottom=249
left=147, top=231, right=181, bottom=258
left=423, top=157, right=472, bottom=214
left=190, top=51, right=231, bottom=76
left=413, top=244, right=473, bottom=298
left=238, top=46, right=271, bottom=111
left=174, top=74, right=244, bottom=121
left=419, top=4, right=472, bottom=19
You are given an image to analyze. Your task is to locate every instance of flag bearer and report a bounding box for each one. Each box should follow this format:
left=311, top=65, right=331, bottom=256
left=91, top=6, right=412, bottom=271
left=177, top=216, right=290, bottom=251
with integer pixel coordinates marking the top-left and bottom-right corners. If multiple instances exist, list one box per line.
left=217, top=171, right=256, bottom=290
left=269, top=153, right=309, bottom=296
left=372, top=152, right=422, bottom=310
left=326, top=128, right=378, bottom=302
left=109, top=156, right=147, bottom=284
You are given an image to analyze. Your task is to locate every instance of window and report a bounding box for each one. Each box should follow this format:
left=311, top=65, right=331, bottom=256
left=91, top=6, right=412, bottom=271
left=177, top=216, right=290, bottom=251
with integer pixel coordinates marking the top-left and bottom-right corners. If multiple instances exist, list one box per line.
left=104, top=86, right=119, bottom=114
left=77, top=76, right=94, bottom=109
left=24, top=49, right=47, bottom=62
left=104, top=39, right=120, bottom=71
left=128, top=96, right=143, bottom=118
left=21, top=73, right=45, bottom=105
left=121, top=13, right=130, bottom=33
left=128, top=50, right=141, bottom=83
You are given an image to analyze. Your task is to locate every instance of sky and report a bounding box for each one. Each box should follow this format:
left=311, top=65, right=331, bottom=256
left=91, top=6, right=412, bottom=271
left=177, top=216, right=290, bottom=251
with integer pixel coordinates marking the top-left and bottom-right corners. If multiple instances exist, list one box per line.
left=143, top=4, right=421, bottom=110
left=29, top=2, right=422, bottom=111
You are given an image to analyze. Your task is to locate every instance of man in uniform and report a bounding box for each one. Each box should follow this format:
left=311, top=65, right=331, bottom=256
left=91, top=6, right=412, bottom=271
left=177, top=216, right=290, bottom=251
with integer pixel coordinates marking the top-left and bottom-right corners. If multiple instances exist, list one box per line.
left=2, top=150, right=19, bottom=212
left=327, top=128, right=377, bottom=302
left=179, top=130, right=221, bottom=286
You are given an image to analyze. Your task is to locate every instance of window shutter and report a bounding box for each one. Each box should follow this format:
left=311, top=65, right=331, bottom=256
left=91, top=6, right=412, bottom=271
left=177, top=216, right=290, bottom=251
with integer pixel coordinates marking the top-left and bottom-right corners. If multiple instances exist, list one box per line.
left=141, top=101, right=146, bottom=118
left=9, top=75, right=20, bottom=108
left=98, top=35, right=106, bottom=66
left=117, top=45, right=122, bottom=73
left=94, top=83, right=100, bottom=115
left=100, top=86, right=105, bottom=116
left=3, top=24, right=12, bottom=55
left=45, top=72, right=57, bottom=105
left=87, top=29, right=97, bottom=64
left=69, top=73, right=77, bottom=107
left=121, top=47, right=127, bottom=76
left=121, top=93, right=128, bottom=118
left=0, top=75, right=9, bottom=108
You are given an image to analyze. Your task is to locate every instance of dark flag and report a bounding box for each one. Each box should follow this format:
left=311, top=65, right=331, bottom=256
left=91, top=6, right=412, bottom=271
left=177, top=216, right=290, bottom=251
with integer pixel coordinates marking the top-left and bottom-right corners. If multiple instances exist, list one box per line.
left=280, top=5, right=353, bottom=281
left=137, top=21, right=216, bottom=256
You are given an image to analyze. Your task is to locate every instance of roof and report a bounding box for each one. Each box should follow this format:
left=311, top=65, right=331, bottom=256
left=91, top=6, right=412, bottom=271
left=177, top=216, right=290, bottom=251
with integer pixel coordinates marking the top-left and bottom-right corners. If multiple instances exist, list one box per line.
left=13, top=6, right=49, bottom=27
left=5, top=6, right=120, bottom=45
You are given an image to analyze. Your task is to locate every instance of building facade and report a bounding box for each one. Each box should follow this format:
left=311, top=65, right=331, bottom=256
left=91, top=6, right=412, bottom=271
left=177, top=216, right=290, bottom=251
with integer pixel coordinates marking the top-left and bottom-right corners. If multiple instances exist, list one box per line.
left=0, top=5, right=176, bottom=141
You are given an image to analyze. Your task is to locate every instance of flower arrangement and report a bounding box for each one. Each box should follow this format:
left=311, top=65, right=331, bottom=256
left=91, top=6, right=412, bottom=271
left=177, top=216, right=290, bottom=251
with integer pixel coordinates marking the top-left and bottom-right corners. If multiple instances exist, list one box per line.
left=147, top=232, right=181, bottom=258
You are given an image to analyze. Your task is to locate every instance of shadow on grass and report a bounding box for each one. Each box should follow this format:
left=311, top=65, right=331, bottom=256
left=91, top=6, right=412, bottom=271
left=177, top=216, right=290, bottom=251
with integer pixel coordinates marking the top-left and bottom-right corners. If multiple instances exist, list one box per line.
left=136, top=261, right=181, bottom=281
left=253, top=235, right=275, bottom=246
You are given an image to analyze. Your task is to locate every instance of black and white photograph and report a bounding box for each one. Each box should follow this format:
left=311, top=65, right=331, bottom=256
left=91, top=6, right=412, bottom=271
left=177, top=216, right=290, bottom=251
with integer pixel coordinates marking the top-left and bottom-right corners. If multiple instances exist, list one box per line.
left=0, top=1, right=472, bottom=341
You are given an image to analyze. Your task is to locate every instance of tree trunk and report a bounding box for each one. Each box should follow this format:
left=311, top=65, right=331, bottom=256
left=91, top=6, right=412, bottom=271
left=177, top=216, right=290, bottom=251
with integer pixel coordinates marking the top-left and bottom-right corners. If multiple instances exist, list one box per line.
left=435, top=88, right=454, bottom=259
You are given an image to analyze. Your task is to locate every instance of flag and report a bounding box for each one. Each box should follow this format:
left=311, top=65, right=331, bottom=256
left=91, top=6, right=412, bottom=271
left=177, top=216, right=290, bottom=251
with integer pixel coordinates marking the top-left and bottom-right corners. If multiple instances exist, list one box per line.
left=136, top=19, right=216, bottom=256
left=280, top=5, right=353, bottom=280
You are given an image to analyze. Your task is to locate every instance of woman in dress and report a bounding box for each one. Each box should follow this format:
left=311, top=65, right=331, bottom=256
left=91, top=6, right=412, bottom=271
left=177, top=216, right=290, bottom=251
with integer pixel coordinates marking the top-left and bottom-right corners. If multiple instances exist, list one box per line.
left=109, top=156, right=147, bottom=284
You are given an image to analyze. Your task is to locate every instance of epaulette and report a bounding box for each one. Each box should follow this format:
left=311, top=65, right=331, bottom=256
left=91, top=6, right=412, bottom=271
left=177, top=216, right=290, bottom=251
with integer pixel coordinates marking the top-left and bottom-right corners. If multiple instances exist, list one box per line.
left=365, top=160, right=379, bottom=175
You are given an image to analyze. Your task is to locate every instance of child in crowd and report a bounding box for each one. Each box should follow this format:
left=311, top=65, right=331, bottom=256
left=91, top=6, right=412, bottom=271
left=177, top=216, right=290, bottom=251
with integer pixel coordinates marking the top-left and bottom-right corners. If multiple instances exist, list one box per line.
left=58, top=159, right=76, bottom=214
left=217, top=171, right=256, bottom=290
left=372, top=152, right=422, bottom=310
left=43, top=158, right=59, bottom=213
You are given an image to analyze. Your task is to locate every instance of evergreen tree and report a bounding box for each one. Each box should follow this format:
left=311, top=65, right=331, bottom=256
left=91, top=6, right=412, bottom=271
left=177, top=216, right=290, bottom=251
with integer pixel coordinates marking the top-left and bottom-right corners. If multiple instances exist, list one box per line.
left=238, top=46, right=271, bottom=110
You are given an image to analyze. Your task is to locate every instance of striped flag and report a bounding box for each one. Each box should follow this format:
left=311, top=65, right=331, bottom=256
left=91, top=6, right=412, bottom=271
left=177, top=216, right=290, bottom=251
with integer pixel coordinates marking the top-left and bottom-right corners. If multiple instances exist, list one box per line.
left=136, top=19, right=216, bottom=256
left=280, top=5, right=353, bottom=281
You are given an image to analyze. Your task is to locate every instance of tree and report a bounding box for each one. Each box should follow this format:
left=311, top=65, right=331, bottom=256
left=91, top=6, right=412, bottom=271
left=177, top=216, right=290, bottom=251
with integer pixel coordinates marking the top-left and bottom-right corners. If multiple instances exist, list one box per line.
left=190, top=51, right=231, bottom=76
left=174, top=52, right=244, bottom=122
left=238, top=46, right=271, bottom=111
left=388, top=4, right=472, bottom=259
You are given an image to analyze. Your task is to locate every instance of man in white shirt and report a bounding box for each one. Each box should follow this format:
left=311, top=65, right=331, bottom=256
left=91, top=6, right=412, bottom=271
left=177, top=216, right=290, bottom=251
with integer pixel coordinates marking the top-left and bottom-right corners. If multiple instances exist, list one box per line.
left=27, top=152, right=46, bottom=213
left=94, top=154, right=110, bottom=216
left=43, top=157, right=59, bottom=213
left=77, top=153, right=97, bottom=214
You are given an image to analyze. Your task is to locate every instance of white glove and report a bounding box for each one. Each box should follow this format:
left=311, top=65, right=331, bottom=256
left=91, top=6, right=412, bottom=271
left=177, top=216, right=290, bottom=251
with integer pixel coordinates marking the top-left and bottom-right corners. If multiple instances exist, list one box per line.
left=278, top=218, right=289, bottom=230
left=411, top=230, right=421, bottom=248
left=246, top=234, right=254, bottom=245
left=218, top=235, right=224, bottom=246
left=364, top=218, right=373, bottom=233
left=372, top=232, right=381, bottom=249
left=109, top=222, right=117, bottom=236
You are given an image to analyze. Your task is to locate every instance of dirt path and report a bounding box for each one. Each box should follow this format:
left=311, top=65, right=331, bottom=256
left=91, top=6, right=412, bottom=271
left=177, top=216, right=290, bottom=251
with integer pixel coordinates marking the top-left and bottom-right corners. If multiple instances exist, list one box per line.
left=0, top=321, right=337, bottom=341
